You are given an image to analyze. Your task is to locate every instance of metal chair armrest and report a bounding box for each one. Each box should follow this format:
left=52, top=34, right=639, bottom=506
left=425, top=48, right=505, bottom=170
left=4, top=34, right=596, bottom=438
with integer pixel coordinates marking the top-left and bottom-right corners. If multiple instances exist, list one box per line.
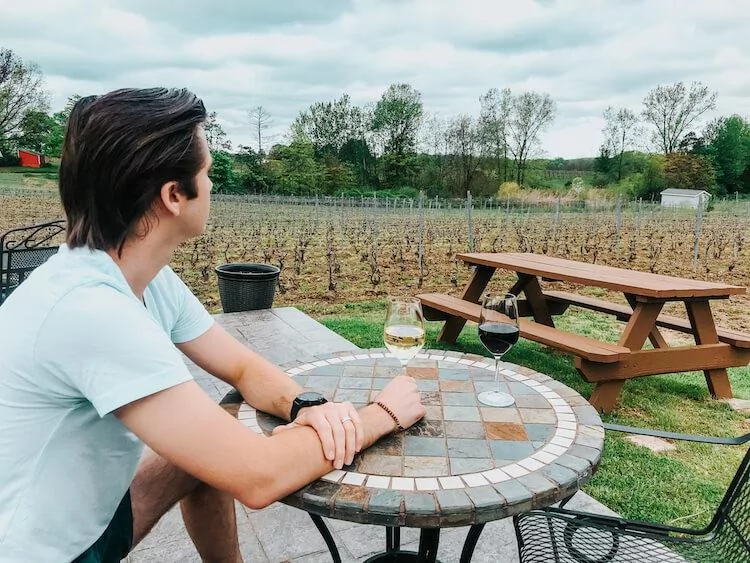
left=603, top=422, right=750, bottom=446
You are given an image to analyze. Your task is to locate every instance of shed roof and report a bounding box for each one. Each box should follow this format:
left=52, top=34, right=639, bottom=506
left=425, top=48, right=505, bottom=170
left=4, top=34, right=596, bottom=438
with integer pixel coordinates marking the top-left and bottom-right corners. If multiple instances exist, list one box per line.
left=17, top=148, right=43, bottom=156
left=660, top=188, right=710, bottom=197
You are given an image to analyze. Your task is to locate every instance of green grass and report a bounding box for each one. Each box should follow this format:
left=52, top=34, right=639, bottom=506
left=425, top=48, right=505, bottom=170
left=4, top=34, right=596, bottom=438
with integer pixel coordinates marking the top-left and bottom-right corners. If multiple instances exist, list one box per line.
left=300, top=300, right=750, bottom=528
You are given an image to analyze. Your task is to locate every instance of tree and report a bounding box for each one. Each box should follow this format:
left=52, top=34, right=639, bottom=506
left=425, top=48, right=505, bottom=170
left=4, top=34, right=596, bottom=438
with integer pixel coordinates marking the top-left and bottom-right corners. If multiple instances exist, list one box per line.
left=267, top=141, right=325, bottom=195
left=234, top=144, right=272, bottom=193
left=642, top=81, right=717, bottom=155
left=506, top=91, right=556, bottom=186
left=705, top=115, right=750, bottom=194
left=204, top=111, right=232, bottom=152
left=16, top=110, right=56, bottom=153
left=663, top=153, right=715, bottom=191
left=208, top=150, right=236, bottom=193
left=602, top=106, right=642, bottom=181
left=446, top=114, right=481, bottom=195
left=249, top=105, right=271, bottom=154
left=0, top=48, right=49, bottom=142
left=291, top=94, right=361, bottom=155
left=479, top=87, right=512, bottom=183
left=372, top=83, right=423, bottom=156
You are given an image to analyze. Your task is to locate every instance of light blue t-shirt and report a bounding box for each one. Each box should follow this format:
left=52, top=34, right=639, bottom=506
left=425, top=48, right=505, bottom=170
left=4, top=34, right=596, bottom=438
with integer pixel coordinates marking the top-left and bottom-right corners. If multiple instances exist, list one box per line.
left=0, top=245, right=214, bottom=562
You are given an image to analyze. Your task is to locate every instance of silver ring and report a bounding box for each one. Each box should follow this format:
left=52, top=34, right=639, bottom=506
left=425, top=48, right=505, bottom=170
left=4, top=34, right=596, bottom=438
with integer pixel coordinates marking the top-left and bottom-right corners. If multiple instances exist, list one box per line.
left=340, top=416, right=353, bottom=424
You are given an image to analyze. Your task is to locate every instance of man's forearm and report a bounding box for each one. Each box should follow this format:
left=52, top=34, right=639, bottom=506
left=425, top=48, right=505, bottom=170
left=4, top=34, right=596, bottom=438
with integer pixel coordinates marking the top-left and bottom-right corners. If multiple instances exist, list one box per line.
left=235, top=352, right=303, bottom=421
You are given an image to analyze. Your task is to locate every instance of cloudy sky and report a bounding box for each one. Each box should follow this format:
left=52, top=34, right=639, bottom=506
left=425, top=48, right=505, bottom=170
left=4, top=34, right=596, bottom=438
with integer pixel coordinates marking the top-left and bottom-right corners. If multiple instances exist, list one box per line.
left=2, top=0, right=749, bottom=158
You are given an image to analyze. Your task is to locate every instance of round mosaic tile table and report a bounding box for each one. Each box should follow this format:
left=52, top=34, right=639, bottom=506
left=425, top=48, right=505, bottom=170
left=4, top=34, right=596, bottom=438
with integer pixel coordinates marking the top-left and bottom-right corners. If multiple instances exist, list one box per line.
left=226, top=349, right=604, bottom=562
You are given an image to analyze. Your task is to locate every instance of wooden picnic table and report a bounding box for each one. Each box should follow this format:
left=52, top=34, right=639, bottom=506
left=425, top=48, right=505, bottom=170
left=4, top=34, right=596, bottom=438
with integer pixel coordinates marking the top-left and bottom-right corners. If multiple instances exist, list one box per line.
left=419, top=252, right=750, bottom=412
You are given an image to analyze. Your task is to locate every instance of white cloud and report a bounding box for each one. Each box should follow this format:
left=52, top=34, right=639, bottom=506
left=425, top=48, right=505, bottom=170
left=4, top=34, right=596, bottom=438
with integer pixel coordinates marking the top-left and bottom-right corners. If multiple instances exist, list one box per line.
left=2, top=0, right=749, bottom=157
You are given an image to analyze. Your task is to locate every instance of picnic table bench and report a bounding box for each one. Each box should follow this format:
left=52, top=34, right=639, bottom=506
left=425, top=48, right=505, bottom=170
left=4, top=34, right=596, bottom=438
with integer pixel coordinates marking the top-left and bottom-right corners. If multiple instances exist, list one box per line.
left=418, top=252, right=750, bottom=412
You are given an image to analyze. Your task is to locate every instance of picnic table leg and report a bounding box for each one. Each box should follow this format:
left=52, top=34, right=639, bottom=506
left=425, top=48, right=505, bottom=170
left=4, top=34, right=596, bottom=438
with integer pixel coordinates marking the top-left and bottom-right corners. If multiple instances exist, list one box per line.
left=518, top=274, right=555, bottom=326
left=438, top=265, right=495, bottom=343
left=587, top=301, right=664, bottom=412
left=686, top=301, right=733, bottom=399
left=625, top=294, right=668, bottom=348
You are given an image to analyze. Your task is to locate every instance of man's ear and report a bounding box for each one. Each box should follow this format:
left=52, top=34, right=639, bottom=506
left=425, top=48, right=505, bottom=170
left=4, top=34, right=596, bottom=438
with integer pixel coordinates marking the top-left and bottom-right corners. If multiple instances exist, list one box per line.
left=159, top=181, right=183, bottom=217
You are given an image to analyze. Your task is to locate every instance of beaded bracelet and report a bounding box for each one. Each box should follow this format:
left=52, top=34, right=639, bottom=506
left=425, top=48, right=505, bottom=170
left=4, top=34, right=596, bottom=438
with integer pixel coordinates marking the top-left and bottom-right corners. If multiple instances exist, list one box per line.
left=372, top=401, right=405, bottom=433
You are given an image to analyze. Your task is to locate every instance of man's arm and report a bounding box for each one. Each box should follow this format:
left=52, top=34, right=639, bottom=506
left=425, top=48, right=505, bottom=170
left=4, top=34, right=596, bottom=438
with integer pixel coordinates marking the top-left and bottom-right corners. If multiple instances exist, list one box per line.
left=177, top=323, right=302, bottom=421
left=115, top=377, right=423, bottom=509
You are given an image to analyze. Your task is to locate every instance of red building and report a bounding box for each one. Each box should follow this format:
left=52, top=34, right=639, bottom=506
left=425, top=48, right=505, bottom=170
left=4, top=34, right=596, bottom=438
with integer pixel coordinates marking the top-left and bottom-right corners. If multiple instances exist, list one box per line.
left=18, top=148, right=44, bottom=168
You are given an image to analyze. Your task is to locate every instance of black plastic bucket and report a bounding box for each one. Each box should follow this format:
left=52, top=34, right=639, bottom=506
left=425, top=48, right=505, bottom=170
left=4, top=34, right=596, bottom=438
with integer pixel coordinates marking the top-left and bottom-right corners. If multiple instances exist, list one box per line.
left=215, top=263, right=280, bottom=313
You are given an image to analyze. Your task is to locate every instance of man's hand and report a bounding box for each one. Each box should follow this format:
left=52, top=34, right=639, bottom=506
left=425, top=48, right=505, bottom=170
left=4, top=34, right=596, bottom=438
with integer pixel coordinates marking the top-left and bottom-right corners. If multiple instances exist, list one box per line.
left=373, top=375, right=426, bottom=431
left=272, top=401, right=363, bottom=469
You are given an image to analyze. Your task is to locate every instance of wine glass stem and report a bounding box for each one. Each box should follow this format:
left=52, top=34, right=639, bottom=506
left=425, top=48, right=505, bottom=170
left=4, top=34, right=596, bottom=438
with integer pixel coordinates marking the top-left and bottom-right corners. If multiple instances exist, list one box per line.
left=494, top=357, right=502, bottom=393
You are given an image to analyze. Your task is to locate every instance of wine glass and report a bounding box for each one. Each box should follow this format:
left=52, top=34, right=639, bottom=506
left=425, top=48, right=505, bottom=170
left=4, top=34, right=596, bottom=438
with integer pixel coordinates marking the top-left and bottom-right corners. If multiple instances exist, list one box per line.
left=477, top=293, right=520, bottom=407
left=384, top=297, right=425, bottom=368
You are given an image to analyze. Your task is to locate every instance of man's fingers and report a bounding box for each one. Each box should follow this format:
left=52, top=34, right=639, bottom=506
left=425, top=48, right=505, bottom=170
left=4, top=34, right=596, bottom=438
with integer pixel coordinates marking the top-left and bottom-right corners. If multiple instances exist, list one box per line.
left=325, top=410, right=347, bottom=469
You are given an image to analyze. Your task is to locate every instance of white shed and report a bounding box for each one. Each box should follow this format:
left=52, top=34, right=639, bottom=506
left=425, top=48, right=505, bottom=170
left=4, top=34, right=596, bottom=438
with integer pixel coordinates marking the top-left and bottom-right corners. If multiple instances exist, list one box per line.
left=660, top=188, right=711, bottom=209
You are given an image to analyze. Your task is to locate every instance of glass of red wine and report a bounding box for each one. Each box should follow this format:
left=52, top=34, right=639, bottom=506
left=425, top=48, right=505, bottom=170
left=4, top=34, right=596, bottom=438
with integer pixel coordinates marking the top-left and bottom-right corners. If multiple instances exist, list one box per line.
left=477, top=293, right=520, bottom=407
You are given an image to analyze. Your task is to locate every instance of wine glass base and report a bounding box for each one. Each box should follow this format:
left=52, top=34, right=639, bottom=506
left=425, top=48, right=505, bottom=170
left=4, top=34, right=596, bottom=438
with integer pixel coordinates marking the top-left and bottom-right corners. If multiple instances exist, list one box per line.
left=478, top=390, right=516, bottom=407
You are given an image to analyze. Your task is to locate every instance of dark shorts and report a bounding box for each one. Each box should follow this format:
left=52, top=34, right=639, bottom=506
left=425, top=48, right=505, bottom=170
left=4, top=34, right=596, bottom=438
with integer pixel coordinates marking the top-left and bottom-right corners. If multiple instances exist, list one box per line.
left=73, top=490, right=133, bottom=563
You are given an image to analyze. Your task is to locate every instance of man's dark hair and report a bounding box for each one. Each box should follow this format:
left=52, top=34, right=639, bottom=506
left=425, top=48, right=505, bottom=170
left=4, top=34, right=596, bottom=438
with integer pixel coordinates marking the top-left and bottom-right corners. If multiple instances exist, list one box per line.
left=59, top=88, right=207, bottom=253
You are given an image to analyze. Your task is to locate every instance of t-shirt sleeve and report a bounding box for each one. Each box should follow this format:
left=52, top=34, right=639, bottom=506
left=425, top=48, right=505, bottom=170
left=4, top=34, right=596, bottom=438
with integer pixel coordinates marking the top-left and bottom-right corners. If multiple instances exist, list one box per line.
left=35, top=285, right=194, bottom=417
left=164, top=267, right=214, bottom=344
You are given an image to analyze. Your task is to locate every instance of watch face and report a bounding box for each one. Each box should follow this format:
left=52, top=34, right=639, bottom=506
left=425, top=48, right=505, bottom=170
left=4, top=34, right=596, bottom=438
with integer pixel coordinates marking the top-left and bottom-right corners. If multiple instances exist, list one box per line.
left=298, top=391, right=325, bottom=402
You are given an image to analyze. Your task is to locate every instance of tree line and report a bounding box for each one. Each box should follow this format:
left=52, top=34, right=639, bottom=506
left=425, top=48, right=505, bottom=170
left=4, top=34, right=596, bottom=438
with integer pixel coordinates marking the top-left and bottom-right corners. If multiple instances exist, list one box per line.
left=1, top=47, right=748, bottom=199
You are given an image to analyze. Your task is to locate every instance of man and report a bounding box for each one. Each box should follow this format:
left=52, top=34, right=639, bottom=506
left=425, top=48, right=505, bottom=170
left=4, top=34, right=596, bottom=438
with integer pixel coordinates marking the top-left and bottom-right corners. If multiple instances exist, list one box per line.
left=0, top=88, right=425, bottom=562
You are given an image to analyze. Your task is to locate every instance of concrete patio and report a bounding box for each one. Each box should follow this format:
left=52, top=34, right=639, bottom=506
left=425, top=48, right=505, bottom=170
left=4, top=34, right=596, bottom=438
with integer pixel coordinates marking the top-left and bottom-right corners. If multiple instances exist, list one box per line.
left=125, top=489, right=614, bottom=562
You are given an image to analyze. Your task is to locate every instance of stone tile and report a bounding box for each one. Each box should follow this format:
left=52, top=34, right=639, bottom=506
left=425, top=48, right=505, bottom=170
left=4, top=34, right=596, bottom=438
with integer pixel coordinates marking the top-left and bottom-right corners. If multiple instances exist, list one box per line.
left=523, top=423, right=556, bottom=442
left=305, top=376, right=339, bottom=390
left=626, top=434, right=677, bottom=452
left=447, top=438, right=491, bottom=458
left=407, top=366, right=438, bottom=379
left=416, top=379, right=439, bottom=392
left=721, top=398, right=750, bottom=412
left=480, top=407, right=521, bottom=423
left=335, top=523, right=419, bottom=560
left=514, top=393, right=552, bottom=409
left=248, top=503, right=329, bottom=561
left=357, top=454, right=402, bottom=475
left=367, top=433, right=404, bottom=456
left=439, top=379, right=473, bottom=392
left=423, top=405, right=443, bottom=420
left=367, top=490, right=404, bottom=524
left=434, top=489, right=472, bottom=514
left=490, top=441, right=534, bottom=461
left=373, top=365, right=403, bottom=378
left=519, top=408, right=557, bottom=424
left=309, top=364, right=345, bottom=377
left=405, top=419, right=445, bottom=438
left=508, top=382, right=538, bottom=395
left=493, top=479, right=533, bottom=511
left=343, top=365, right=374, bottom=377
left=339, top=377, right=372, bottom=389
left=404, top=436, right=447, bottom=456
left=485, top=422, right=529, bottom=441
left=445, top=421, right=486, bottom=439
left=404, top=456, right=449, bottom=476
left=450, top=458, right=494, bottom=474
left=443, top=406, right=481, bottom=421
left=474, top=381, right=511, bottom=394
left=333, top=388, right=371, bottom=403
left=439, top=368, right=470, bottom=380
left=441, top=392, right=478, bottom=406
left=421, top=391, right=442, bottom=406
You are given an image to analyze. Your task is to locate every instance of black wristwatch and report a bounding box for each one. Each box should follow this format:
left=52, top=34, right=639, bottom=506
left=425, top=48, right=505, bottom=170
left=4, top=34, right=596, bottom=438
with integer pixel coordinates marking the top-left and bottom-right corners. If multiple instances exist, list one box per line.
left=290, top=391, right=328, bottom=422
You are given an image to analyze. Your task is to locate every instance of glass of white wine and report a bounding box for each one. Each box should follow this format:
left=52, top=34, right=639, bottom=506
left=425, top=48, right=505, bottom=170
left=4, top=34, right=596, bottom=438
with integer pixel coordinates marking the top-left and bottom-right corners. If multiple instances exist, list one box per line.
left=383, top=297, right=425, bottom=368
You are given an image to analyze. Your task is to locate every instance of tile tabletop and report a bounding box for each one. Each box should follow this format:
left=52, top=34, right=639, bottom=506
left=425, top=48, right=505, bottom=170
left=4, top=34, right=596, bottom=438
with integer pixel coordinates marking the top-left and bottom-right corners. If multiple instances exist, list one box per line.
left=227, top=348, right=604, bottom=528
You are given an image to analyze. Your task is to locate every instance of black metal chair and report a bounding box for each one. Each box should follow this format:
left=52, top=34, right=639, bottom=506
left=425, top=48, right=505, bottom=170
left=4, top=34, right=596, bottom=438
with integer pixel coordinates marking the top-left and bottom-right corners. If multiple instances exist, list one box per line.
left=514, top=423, right=750, bottom=563
left=0, top=219, right=65, bottom=305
